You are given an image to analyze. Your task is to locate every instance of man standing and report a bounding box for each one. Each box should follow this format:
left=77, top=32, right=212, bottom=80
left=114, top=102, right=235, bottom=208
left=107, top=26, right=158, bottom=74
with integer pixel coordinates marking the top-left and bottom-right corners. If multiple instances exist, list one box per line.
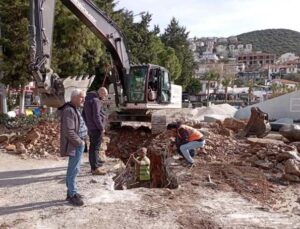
left=59, top=89, right=87, bottom=206
left=83, top=87, right=108, bottom=175
left=167, top=122, right=206, bottom=165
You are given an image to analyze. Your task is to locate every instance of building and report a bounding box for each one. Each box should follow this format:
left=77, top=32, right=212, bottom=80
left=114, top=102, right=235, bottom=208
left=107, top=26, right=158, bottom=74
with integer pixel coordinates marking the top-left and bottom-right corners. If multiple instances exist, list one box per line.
left=277, top=53, right=300, bottom=64
left=237, top=52, right=276, bottom=69
left=272, top=79, right=298, bottom=90
left=267, top=64, right=298, bottom=80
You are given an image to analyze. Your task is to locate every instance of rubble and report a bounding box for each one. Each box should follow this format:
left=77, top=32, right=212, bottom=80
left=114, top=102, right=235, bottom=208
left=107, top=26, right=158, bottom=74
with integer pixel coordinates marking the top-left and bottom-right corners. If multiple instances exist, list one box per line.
left=222, top=118, right=246, bottom=132
left=0, top=121, right=60, bottom=159
left=279, top=124, right=300, bottom=142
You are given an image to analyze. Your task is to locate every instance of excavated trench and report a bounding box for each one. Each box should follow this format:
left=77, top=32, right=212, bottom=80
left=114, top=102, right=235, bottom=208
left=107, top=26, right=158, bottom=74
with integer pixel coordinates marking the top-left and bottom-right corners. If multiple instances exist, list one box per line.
left=106, top=125, right=179, bottom=190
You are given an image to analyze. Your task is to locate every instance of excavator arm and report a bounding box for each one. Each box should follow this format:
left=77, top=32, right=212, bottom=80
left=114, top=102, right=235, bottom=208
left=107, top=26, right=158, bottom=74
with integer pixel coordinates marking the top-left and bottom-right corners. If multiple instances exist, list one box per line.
left=29, top=0, right=130, bottom=107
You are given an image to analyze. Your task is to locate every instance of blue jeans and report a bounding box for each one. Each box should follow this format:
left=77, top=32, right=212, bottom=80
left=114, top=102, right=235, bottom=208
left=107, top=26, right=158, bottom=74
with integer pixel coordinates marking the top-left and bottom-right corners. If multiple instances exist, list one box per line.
left=179, top=140, right=206, bottom=164
left=66, top=144, right=84, bottom=197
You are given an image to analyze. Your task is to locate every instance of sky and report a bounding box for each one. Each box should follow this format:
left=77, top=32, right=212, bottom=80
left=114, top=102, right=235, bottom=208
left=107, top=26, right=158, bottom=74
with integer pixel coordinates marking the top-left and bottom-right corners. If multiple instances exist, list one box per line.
left=116, top=0, right=300, bottom=37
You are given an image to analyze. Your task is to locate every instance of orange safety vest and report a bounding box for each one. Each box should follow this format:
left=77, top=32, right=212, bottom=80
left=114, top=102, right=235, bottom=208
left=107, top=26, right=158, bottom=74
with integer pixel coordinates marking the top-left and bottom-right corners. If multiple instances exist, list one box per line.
left=178, top=125, right=203, bottom=142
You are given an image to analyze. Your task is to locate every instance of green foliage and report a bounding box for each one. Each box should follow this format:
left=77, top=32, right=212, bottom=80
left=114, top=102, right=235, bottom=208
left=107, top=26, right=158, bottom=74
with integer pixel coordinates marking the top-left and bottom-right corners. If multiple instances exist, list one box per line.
left=0, top=113, right=10, bottom=125
left=238, top=29, right=300, bottom=56
left=161, top=18, right=195, bottom=88
left=51, top=1, right=104, bottom=77
left=282, top=73, right=300, bottom=82
left=0, top=0, right=190, bottom=91
left=186, top=78, right=201, bottom=95
left=0, top=0, right=30, bottom=87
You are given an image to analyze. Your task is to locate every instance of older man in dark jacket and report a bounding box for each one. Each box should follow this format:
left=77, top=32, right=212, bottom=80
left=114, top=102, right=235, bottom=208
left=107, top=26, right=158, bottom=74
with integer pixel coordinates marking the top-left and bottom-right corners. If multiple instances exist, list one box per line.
left=83, top=87, right=108, bottom=175
left=59, top=89, right=87, bottom=206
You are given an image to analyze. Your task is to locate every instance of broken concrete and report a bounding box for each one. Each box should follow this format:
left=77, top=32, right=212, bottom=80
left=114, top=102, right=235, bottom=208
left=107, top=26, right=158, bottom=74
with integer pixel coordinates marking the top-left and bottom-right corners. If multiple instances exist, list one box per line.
left=280, top=124, right=300, bottom=142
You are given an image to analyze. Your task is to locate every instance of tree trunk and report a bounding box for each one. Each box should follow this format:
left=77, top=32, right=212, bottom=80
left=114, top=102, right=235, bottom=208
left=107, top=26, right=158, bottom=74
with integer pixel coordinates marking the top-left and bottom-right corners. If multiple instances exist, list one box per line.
left=207, top=81, right=210, bottom=102
left=19, top=87, right=25, bottom=115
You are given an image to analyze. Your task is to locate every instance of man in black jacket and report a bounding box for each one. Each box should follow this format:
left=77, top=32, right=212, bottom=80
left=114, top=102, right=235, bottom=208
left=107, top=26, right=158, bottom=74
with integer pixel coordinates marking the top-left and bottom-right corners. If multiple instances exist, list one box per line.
left=83, top=87, right=108, bottom=175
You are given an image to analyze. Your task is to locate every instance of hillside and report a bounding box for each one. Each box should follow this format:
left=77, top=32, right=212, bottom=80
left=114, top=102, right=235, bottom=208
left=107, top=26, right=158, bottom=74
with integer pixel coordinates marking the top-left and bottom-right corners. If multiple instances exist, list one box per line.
left=237, top=29, right=300, bottom=56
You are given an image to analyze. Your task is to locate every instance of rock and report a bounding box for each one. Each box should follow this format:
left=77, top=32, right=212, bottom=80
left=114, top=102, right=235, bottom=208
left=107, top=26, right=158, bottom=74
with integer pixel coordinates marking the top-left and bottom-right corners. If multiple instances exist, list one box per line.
left=223, top=118, right=246, bottom=132
left=254, top=160, right=273, bottom=170
left=289, top=142, right=300, bottom=152
left=5, top=144, right=16, bottom=152
left=16, top=142, right=27, bottom=154
left=275, top=163, right=285, bottom=172
left=199, top=128, right=210, bottom=137
left=90, top=178, right=98, bottom=184
left=277, top=150, right=300, bottom=162
left=247, top=138, right=285, bottom=146
left=219, top=128, right=234, bottom=137
left=282, top=174, right=300, bottom=182
left=280, top=124, right=300, bottom=142
left=270, top=118, right=294, bottom=131
left=292, top=207, right=300, bottom=216
left=0, top=135, right=9, bottom=144
left=285, top=159, right=300, bottom=176
left=25, top=129, right=41, bottom=144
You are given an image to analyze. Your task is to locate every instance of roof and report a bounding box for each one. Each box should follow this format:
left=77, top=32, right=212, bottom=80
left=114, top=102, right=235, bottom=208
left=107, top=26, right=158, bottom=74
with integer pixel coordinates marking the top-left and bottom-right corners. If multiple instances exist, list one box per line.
left=273, top=79, right=298, bottom=84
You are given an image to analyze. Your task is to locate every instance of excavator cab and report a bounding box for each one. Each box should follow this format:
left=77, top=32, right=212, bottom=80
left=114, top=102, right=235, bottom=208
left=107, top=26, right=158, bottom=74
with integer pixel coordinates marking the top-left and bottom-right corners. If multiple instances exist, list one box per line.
left=126, top=65, right=171, bottom=105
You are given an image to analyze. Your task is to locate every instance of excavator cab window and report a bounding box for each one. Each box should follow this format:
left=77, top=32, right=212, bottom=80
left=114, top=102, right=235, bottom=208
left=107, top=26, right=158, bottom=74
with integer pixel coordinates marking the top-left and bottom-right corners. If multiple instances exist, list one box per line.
left=128, top=66, right=147, bottom=103
left=158, top=69, right=171, bottom=103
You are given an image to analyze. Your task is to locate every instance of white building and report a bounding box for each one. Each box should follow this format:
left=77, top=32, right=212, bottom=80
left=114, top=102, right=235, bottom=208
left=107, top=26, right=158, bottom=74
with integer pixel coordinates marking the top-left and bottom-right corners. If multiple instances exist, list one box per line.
left=277, top=53, right=299, bottom=64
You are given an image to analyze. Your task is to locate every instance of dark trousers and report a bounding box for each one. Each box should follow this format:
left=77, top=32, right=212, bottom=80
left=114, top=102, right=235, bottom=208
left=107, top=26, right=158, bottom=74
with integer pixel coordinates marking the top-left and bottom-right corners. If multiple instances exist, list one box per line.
left=88, top=129, right=103, bottom=170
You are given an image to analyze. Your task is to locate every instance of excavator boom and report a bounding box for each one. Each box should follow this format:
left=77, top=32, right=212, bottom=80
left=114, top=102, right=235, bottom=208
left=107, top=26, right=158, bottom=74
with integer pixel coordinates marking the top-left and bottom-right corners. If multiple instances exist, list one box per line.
left=29, top=0, right=130, bottom=107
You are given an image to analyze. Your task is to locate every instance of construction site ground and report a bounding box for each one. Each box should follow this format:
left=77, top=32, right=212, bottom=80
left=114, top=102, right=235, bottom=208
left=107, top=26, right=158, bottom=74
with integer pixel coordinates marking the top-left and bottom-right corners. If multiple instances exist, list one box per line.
left=1, top=149, right=300, bottom=228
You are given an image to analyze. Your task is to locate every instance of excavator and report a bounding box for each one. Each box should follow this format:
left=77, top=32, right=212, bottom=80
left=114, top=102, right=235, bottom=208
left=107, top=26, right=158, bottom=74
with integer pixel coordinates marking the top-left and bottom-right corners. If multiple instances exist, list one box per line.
left=29, top=0, right=182, bottom=132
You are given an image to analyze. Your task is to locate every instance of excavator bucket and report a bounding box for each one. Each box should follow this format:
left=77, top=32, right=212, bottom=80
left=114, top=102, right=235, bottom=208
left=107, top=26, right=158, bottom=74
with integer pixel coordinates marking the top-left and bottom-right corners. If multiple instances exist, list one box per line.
left=40, top=75, right=95, bottom=108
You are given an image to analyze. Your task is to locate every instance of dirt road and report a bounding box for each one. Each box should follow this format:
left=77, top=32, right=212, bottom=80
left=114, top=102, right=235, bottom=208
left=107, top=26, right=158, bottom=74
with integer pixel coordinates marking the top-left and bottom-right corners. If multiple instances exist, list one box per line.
left=1, top=153, right=300, bottom=229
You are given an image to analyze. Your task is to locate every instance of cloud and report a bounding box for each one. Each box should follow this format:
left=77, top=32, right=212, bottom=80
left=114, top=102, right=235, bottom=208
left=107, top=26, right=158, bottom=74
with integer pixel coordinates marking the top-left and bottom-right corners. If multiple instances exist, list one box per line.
left=116, top=0, right=300, bottom=37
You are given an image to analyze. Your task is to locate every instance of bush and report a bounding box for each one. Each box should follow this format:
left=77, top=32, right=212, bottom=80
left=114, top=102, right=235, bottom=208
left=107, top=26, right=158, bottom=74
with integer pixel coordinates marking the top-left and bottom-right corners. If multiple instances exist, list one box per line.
left=0, top=113, right=10, bottom=125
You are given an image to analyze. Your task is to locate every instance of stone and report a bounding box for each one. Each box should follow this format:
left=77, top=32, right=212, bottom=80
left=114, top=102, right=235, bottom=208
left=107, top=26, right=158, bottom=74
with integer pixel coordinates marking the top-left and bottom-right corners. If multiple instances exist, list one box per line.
left=282, top=174, right=300, bottom=182
left=223, top=118, right=246, bottom=132
left=270, top=118, right=294, bottom=131
left=254, top=160, right=273, bottom=170
left=25, top=129, right=41, bottom=144
left=277, top=150, right=300, bottom=162
left=289, top=142, right=300, bottom=152
left=16, top=143, right=27, bottom=154
left=247, top=138, right=285, bottom=146
left=284, top=159, right=300, bottom=176
left=5, top=144, right=16, bottom=152
left=280, top=124, right=300, bottom=142
left=0, top=135, right=9, bottom=144
left=219, top=128, right=234, bottom=137
left=198, top=128, right=210, bottom=137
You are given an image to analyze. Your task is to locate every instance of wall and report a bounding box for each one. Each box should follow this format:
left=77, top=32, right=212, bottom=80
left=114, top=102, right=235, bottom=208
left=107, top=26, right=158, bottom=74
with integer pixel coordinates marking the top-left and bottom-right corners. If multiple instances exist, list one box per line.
left=235, top=90, right=300, bottom=121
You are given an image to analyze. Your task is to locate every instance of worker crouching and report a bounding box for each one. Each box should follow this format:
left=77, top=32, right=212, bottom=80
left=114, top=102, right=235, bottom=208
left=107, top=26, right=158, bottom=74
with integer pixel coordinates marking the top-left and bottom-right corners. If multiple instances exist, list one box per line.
left=167, top=122, right=206, bottom=165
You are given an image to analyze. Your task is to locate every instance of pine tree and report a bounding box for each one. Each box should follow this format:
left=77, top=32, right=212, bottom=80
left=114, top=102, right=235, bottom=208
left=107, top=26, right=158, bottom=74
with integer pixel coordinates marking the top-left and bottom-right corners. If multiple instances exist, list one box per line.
left=0, top=0, right=30, bottom=87
left=161, top=18, right=196, bottom=88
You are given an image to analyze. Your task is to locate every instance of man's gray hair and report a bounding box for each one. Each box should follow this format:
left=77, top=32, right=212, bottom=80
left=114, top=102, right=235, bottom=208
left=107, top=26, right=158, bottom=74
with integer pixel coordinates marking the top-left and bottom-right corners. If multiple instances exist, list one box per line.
left=71, top=89, right=85, bottom=98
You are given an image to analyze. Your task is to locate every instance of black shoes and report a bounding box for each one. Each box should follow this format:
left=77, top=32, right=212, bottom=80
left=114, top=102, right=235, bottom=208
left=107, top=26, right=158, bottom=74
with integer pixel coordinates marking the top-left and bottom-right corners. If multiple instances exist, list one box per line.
left=66, top=192, right=83, bottom=201
left=67, top=193, right=84, bottom=206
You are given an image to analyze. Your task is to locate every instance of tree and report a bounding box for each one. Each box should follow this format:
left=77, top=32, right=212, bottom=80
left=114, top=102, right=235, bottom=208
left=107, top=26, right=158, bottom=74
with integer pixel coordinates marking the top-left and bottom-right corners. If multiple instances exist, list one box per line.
left=203, top=70, right=219, bottom=100
left=0, top=0, right=30, bottom=88
left=52, top=1, right=105, bottom=77
left=222, top=78, right=232, bottom=102
left=186, top=78, right=201, bottom=95
left=161, top=18, right=195, bottom=89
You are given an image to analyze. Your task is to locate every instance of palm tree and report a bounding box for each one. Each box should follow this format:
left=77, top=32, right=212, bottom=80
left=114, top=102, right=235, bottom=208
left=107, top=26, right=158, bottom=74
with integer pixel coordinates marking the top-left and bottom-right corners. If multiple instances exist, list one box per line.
left=222, top=78, right=232, bottom=102
left=247, top=80, right=255, bottom=104
left=203, top=70, right=219, bottom=101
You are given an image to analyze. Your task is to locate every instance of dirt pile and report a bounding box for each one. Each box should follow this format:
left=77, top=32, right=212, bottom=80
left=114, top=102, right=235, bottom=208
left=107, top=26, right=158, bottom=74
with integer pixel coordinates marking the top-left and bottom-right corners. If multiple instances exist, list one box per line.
left=0, top=121, right=60, bottom=159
